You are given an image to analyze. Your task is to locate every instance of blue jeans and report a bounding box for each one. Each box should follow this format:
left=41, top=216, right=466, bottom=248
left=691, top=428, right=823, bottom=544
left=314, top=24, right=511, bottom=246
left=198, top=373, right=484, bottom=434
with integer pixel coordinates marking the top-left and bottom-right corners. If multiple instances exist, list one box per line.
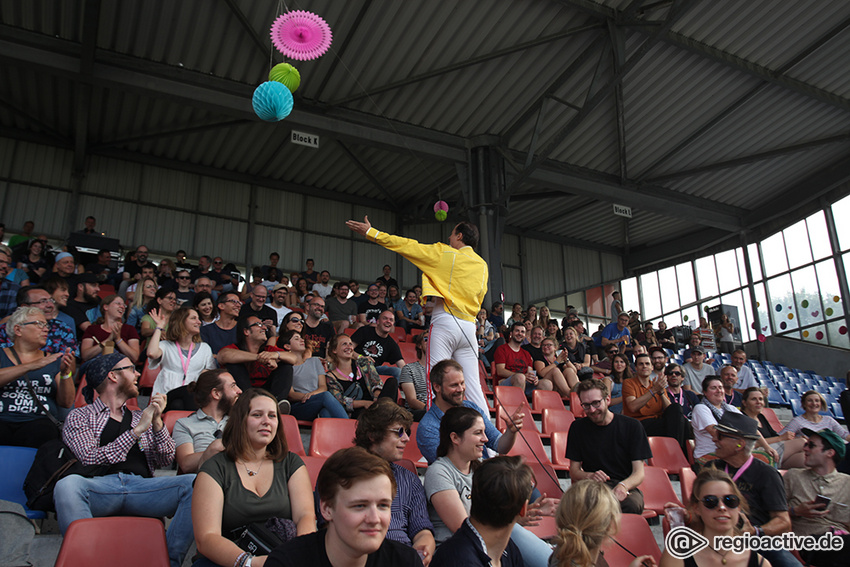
left=54, top=473, right=195, bottom=567
left=511, top=524, right=553, bottom=567
left=377, top=365, right=401, bottom=380
left=290, top=391, right=348, bottom=420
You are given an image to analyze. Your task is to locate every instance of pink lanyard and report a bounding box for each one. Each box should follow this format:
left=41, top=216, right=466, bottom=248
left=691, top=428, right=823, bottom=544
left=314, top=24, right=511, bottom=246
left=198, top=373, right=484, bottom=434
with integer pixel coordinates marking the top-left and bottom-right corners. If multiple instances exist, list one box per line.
left=177, top=343, right=194, bottom=385
left=725, top=455, right=754, bottom=482
left=668, top=388, right=683, bottom=406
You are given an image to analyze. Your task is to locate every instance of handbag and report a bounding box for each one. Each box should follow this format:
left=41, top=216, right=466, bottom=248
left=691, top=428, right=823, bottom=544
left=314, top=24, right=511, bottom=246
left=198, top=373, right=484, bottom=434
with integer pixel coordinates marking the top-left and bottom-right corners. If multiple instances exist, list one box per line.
left=229, top=517, right=296, bottom=555
left=22, top=440, right=106, bottom=512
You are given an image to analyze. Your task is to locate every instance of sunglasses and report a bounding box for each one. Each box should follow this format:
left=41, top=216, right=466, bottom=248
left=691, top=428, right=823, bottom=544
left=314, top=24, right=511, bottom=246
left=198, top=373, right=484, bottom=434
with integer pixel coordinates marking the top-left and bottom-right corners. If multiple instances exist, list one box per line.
left=700, top=494, right=740, bottom=509
left=667, top=371, right=683, bottom=377
left=387, top=426, right=411, bottom=437
left=289, top=318, right=302, bottom=323
left=111, top=364, right=135, bottom=374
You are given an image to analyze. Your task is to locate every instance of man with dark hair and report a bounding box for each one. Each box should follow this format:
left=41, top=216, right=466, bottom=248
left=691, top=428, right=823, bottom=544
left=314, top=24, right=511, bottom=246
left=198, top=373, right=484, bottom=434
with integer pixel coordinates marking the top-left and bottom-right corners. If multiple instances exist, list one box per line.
left=209, top=256, right=232, bottom=292
left=347, top=217, right=489, bottom=412
left=784, top=429, right=850, bottom=567
left=77, top=216, right=97, bottom=234
left=377, top=264, right=398, bottom=289
left=495, top=322, right=547, bottom=395
left=354, top=399, right=435, bottom=561
left=174, top=250, right=193, bottom=271
left=172, top=369, right=242, bottom=473
left=326, top=281, right=358, bottom=333
left=311, top=270, right=333, bottom=300
left=358, top=282, right=387, bottom=326
left=61, top=272, right=100, bottom=339
left=416, top=359, right=522, bottom=464
left=488, top=301, right=505, bottom=334
left=120, top=245, right=155, bottom=297
left=267, top=446, right=422, bottom=567
left=596, top=311, right=632, bottom=354
left=0, top=285, right=78, bottom=355
left=85, top=249, right=112, bottom=278
left=567, top=378, right=651, bottom=514
left=348, top=279, right=365, bottom=306
left=261, top=251, right=280, bottom=280
left=396, top=289, right=424, bottom=333
left=299, top=295, right=334, bottom=358
left=351, top=309, right=405, bottom=381
left=431, top=456, right=532, bottom=567
left=54, top=353, right=194, bottom=567
left=300, top=258, right=317, bottom=284
left=200, top=291, right=240, bottom=355
left=610, top=290, right=623, bottom=317
left=623, top=352, right=688, bottom=452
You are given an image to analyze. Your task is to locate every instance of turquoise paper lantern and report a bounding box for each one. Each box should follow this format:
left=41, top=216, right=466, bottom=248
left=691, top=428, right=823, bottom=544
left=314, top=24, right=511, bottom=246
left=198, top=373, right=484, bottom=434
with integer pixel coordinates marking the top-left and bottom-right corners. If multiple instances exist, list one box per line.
left=252, top=81, right=293, bottom=122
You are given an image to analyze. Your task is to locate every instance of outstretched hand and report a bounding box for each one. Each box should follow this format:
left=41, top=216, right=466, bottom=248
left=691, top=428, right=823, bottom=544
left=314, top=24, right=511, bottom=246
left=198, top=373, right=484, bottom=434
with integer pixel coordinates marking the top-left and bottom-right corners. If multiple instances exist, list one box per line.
left=345, top=215, right=372, bottom=236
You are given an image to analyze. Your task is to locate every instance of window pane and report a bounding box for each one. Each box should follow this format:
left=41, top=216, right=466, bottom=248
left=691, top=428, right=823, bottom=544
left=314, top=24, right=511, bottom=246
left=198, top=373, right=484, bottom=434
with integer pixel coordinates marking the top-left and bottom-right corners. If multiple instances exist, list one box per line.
left=747, top=243, right=762, bottom=282
left=766, top=274, right=798, bottom=333
left=753, top=283, right=771, bottom=338
left=695, top=256, right=719, bottom=299
left=827, top=318, right=850, bottom=349
left=783, top=219, right=813, bottom=269
left=716, top=250, right=740, bottom=293
left=719, top=291, right=746, bottom=346
left=736, top=248, right=749, bottom=286
left=658, top=267, right=679, bottom=314
left=620, top=278, right=638, bottom=316
left=832, top=194, right=850, bottom=251
left=567, top=292, right=585, bottom=314
left=740, top=290, right=755, bottom=343
left=806, top=211, right=832, bottom=261
left=802, top=324, right=827, bottom=345
left=761, top=232, right=789, bottom=278
left=640, top=272, right=662, bottom=319
left=791, top=266, right=822, bottom=327
left=681, top=306, right=699, bottom=328
left=661, top=312, right=682, bottom=328
left=816, top=260, right=845, bottom=320
left=676, top=263, right=697, bottom=306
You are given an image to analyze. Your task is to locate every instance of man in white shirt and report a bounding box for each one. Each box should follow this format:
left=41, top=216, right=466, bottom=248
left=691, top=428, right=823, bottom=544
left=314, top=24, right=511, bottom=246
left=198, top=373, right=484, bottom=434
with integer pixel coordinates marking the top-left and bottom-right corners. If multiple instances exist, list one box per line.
left=311, top=270, right=333, bottom=299
left=269, top=283, right=292, bottom=333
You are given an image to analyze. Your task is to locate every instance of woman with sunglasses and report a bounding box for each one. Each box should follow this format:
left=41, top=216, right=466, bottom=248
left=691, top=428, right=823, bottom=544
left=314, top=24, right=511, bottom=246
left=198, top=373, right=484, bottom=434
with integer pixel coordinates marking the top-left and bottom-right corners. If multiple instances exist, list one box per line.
left=661, top=468, right=769, bottom=567
left=551, top=480, right=656, bottom=567
left=740, top=387, right=806, bottom=469
left=424, top=406, right=554, bottom=567
left=193, top=291, right=219, bottom=326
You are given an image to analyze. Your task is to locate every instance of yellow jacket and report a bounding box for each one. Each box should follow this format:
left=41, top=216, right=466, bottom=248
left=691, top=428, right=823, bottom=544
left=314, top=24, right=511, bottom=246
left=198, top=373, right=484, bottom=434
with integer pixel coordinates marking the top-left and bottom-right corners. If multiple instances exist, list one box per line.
left=366, top=227, right=488, bottom=323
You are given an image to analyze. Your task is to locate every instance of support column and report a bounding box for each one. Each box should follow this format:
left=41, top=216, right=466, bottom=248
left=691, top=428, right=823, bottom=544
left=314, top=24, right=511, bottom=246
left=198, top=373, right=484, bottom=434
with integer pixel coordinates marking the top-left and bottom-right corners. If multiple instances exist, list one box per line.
left=468, top=142, right=508, bottom=306
left=822, top=201, right=850, bottom=336
left=741, top=233, right=766, bottom=361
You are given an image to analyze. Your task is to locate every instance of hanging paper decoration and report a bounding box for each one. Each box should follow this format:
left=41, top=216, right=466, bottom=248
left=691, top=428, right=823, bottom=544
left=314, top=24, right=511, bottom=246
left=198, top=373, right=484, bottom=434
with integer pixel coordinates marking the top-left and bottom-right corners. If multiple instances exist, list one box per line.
left=271, top=10, right=333, bottom=61
left=434, top=200, right=449, bottom=222
left=269, top=63, right=301, bottom=93
left=252, top=81, right=294, bottom=122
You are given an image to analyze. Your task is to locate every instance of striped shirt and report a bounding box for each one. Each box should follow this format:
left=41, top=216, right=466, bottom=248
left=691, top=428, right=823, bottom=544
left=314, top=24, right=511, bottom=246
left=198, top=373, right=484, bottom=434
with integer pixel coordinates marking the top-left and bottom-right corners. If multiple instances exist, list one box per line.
left=387, top=462, right=433, bottom=545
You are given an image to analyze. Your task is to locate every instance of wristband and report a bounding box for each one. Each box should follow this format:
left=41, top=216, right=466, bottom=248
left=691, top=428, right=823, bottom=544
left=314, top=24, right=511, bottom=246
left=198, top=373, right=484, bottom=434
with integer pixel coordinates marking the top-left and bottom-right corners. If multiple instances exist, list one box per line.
left=60, top=371, right=73, bottom=381
left=753, top=526, right=764, bottom=537
left=617, top=482, right=628, bottom=493
left=156, top=327, right=164, bottom=332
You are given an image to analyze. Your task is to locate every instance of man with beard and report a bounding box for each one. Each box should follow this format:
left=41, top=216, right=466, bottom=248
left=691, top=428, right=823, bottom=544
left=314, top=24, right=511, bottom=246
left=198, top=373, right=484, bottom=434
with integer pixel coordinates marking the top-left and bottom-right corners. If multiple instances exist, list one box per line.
left=55, top=353, right=195, bottom=567
left=649, top=347, right=667, bottom=379
left=357, top=282, right=387, bottom=326
left=298, top=295, right=335, bottom=358
left=720, top=364, right=744, bottom=406
left=172, top=369, right=242, bottom=473
left=624, top=352, right=688, bottom=453
left=567, top=379, right=651, bottom=514
left=119, top=245, right=155, bottom=297
left=61, top=272, right=100, bottom=339
left=311, top=270, right=333, bottom=300
left=351, top=309, right=405, bottom=381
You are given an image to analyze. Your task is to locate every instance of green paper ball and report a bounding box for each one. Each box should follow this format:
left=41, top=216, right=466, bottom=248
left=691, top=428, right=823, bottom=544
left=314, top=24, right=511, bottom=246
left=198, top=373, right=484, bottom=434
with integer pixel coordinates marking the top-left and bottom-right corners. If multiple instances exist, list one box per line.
left=435, top=210, right=447, bottom=222
left=269, top=63, right=301, bottom=93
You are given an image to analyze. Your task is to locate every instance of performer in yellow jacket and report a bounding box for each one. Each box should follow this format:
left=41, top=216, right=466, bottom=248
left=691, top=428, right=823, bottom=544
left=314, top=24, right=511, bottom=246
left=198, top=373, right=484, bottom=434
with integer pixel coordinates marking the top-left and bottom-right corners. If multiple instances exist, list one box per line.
left=345, top=216, right=489, bottom=411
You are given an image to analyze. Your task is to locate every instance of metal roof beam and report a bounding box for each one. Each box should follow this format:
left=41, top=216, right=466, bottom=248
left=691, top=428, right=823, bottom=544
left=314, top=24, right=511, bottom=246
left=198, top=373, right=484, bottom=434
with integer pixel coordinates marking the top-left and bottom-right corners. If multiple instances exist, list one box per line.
left=503, top=225, right=622, bottom=255
left=0, top=25, right=468, bottom=164
left=625, top=228, right=737, bottom=271
left=0, top=95, right=69, bottom=143
left=222, top=0, right=271, bottom=62
left=329, top=23, right=602, bottom=106
left=315, top=0, right=374, bottom=100
left=336, top=140, right=401, bottom=211
left=93, top=119, right=250, bottom=149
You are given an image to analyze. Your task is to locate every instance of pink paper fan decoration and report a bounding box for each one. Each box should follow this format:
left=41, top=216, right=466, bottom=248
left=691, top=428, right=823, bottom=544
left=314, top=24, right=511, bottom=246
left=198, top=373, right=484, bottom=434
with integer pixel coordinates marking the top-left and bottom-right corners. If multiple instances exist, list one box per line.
left=271, top=11, right=333, bottom=61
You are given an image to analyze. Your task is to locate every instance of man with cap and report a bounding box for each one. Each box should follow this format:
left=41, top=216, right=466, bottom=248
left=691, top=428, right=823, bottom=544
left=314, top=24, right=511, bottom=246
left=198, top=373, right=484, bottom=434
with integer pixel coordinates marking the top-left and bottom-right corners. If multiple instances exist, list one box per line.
left=268, top=282, right=292, bottom=333
left=54, top=352, right=194, bottom=567
left=783, top=429, right=850, bottom=567
left=707, top=412, right=797, bottom=567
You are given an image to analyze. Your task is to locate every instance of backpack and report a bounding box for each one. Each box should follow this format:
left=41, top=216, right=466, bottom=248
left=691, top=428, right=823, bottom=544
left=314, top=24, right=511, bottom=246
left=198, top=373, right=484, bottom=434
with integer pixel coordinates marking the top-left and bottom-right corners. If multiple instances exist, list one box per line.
left=22, top=439, right=106, bottom=512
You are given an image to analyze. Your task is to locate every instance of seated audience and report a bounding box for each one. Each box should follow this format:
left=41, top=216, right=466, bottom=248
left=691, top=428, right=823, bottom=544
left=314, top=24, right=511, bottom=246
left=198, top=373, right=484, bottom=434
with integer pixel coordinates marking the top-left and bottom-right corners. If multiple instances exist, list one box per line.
left=596, top=312, right=632, bottom=355
left=80, top=294, right=140, bottom=364
left=324, top=333, right=397, bottom=418
left=268, top=284, right=291, bottom=333
left=299, top=296, right=334, bottom=358
left=17, top=238, right=49, bottom=284
left=730, top=349, right=759, bottom=390
left=325, top=281, right=358, bottom=333
left=551, top=480, right=656, bottom=567
left=398, top=333, right=428, bottom=420
left=656, top=320, right=676, bottom=350
left=354, top=399, right=435, bottom=560
left=238, top=285, right=277, bottom=335
left=140, top=287, right=177, bottom=339
left=682, top=346, right=712, bottom=393
left=279, top=329, right=347, bottom=420
left=663, top=362, right=699, bottom=419
left=0, top=285, right=78, bottom=357
left=43, top=275, right=77, bottom=332
left=193, top=291, right=218, bottom=325
left=266, top=445, right=421, bottom=567
left=396, top=289, right=424, bottom=333
left=431, top=456, right=535, bottom=567
left=533, top=335, right=577, bottom=395
left=720, top=364, right=744, bottom=406
left=351, top=309, right=406, bottom=381
left=780, top=390, right=850, bottom=442
left=495, top=322, right=551, bottom=396
left=173, top=269, right=195, bottom=306
left=193, top=389, right=316, bottom=567
left=0, top=306, right=75, bottom=447
left=740, top=387, right=806, bottom=469
left=357, top=283, right=387, bottom=326
left=200, top=291, right=241, bottom=355
left=61, top=272, right=100, bottom=339
left=424, top=406, right=553, bottom=567
left=173, top=368, right=242, bottom=473
left=125, top=265, right=156, bottom=304
left=311, top=270, right=332, bottom=300
left=567, top=378, right=650, bottom=514
left=55, top=353, right=193, bottom=567
left=604, top=352, right=631, bottom=414
left=660, top=468, right=764, bottom=567
left=623, top=353, right=688, bottom=452
left=127, top=276, right=157, bottom=330
left=562, top=325, right=593, bottom=380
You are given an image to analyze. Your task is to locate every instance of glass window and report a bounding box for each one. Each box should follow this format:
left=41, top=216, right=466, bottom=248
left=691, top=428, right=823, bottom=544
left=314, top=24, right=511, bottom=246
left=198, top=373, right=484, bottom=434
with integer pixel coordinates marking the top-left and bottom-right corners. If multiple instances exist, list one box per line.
left=681, top=306, right=699, bottom=328
left=736, top=248, right=749, bottom=286
left=802, top=324, right=827, bottom=345
left=826, top=318, right=850, bottom=349
left=621, top=277, right=638, bottom=315
left=783, top=219, right=813, bottom=269
left=658, top=267, right=679, bottom=314
left=747, top=243, right=762, bottom=282
left=791, top=267, right=822, bottom=327
left=661, top=311, right=681, bottom=328
left=640, top=272, right=661, bottom=319
left=806, top=211, right=832, bottom=261
left=695, top=256, right=719, bottom=299
left=719, top=291, right=747, bottom=345
left=567, top=292, right=585, bottom=314
left=766, top=274, right=798, bottom=333
left=761, top=232, right=789, bottom=278
left=832, top=194, right=850, bottom=252
left=753, top=283, right=771, bottom=338
left=716, top=250, right=740, bottom=293
left=816, top=260, right=845, bottom=320
left=676, top=262, right=697, bottom=306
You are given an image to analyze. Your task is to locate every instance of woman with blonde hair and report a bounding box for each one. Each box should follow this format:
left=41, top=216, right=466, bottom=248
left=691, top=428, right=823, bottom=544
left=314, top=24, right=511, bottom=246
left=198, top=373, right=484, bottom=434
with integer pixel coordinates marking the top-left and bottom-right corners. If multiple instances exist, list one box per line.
left=127, top=276, right=157, bottom=330
left=552, top=480, right=655, bottom=567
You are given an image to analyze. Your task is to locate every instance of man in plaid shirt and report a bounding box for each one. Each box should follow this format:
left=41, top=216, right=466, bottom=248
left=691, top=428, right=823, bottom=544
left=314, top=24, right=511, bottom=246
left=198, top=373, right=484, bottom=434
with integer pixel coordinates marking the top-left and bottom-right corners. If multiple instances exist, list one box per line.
left=54, top=352, right=194, bottom=567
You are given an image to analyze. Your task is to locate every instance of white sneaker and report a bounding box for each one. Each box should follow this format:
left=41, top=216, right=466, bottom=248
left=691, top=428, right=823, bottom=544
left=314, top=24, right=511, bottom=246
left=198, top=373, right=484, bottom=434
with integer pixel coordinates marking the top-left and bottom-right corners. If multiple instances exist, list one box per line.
left=278, top=400, right=291, bottom=415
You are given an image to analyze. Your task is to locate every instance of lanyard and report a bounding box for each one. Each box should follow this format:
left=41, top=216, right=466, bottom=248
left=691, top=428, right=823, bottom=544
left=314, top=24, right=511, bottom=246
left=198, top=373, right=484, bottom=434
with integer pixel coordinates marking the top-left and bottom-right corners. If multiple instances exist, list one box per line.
left=177, top=342, right=194, bottom=385
left=668, top=388, right=683, bottom=406
left=725, top=455, right=754, bottom=482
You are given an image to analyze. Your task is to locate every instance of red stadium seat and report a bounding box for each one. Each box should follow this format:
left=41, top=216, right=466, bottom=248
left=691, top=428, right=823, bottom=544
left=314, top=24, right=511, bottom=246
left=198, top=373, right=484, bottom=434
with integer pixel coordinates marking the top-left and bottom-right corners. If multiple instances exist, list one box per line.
left=343, top=327, right=356, bottom=337
left=281, top=414, right=306, bottom=456
left=601, top=514, right=662, bottom=566
left=391, top=327, right=407, bottom=343
left=162, top=410, right=192, bottom=435
left=507, top=429, right=564, bottom=495
left=55, top=517, right=170, bottom=567
left=641, top=465, right=682, bottom=517
left=402, top=422, right=428, bottom=469
left=679, top=466, right=696, bottom=506
left=569, top=391, right=585, bottom=418
left=647, top=436, right=690, bottom=476
left=549, top=430, right=570, bottom=469
left=399, top=342, right=418, bottom=364
left=762, top=407, right=784, bottom=434
left=301, top=455, right=326, bottom=488
left=139, top=358, right=161, bottom=390
left=394, top=458, right=417, bottom=475
left=532, top=389, right=565, bottom=413
left=308, top=418, right=356, bottom=458
left=541, top=408, right=575, bottom=436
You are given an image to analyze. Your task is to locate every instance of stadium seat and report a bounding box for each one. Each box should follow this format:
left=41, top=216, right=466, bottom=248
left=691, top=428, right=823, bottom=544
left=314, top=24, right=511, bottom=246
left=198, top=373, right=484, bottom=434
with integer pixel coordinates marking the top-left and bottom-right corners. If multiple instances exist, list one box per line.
left=391, top=327, right=407, bottom=343
left=162, top=410, right=192, bottom=435
left=532, top=389, right=565, bottom=413
left=647, top=436, right=690, bottom=476
left=409, top=328, right=426, bottom=337
left=398, top=342, right=417, bottom=364
left=541, top=408, right=575, bottom=436
left=832, top=403, right=845, bottom=420
left=790, top=398, right=804, bottom=416
left=0, top=445, right=46, bottom=520
left=601, top=514, right=662, bottom=565
left=301, top=455, right=326, bottom=487
left=394, top=458, right=417, bottom=475
left=507, top=429, right=564, bottom=493
left=478, top=360, right=494, bottom=397
left=525, top=515, right=558, bottom=540
left=641, top=465, right=682, bottom=516
left=569, top=391, right=586, bottom=418
left=402, top=422, right=428, bottom=469
left=54, top=517, right=169, bottom=567
left=679, top=466, right=696, bottom=505
left=281, top=414, right=306, bottom=456
left=308, top=418, right=356, bottom=458
left=139, top=358, right=161, bottom=390
left=97, top=284, right=116, bottom=298
left=343, top=327, right=356, bottom=337
left=549, top=430, right=570, bottom=469
left=761, top=407, right=784, bottom=434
